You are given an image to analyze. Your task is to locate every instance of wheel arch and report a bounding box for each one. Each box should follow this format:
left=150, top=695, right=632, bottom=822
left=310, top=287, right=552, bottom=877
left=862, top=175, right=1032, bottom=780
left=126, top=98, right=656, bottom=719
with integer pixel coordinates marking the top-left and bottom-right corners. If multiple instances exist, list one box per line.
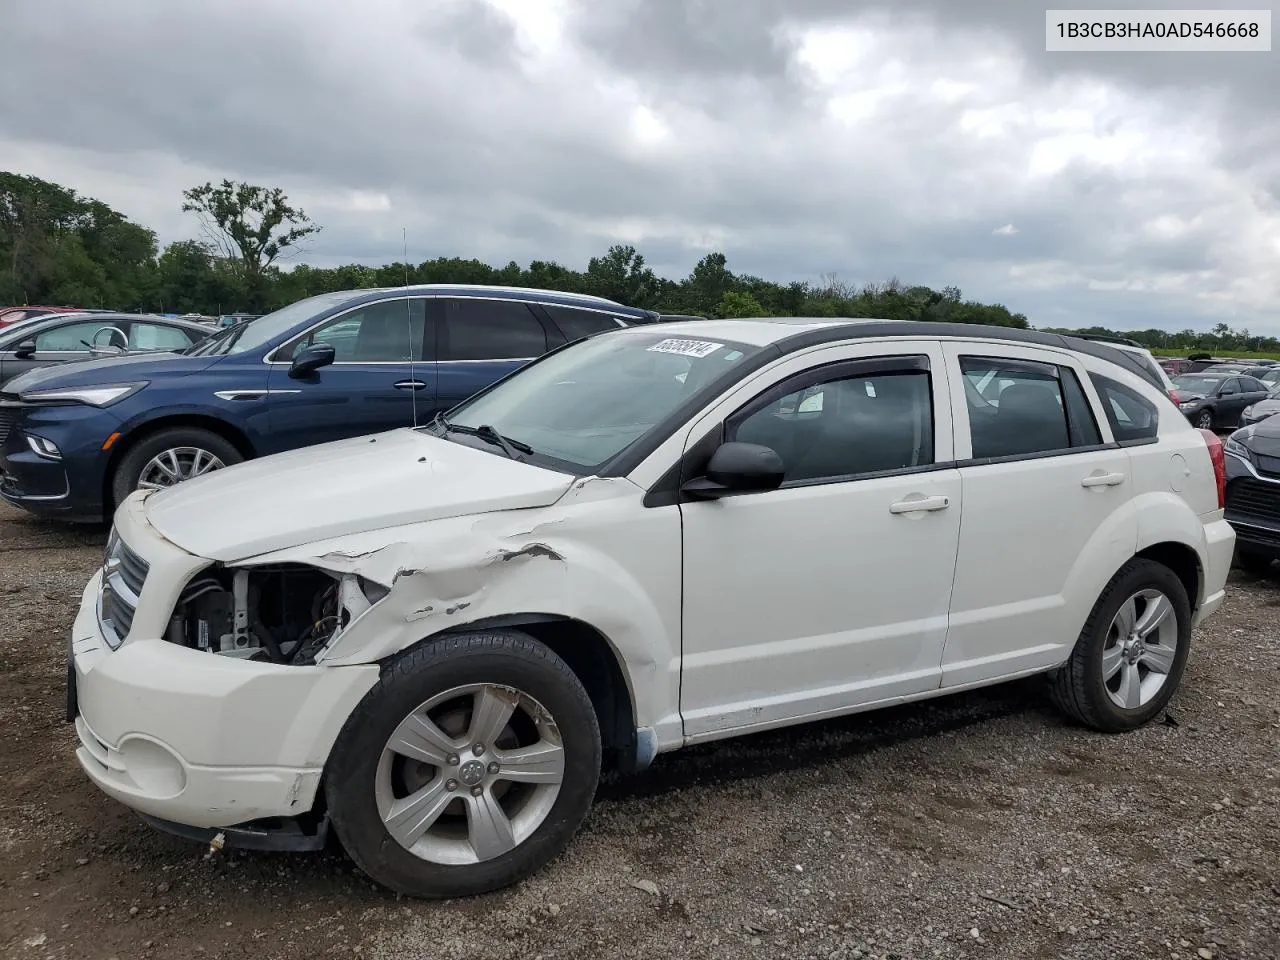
left=102, top=413, right=257, bottom=515
left=429, top=613, right=645, bottom=774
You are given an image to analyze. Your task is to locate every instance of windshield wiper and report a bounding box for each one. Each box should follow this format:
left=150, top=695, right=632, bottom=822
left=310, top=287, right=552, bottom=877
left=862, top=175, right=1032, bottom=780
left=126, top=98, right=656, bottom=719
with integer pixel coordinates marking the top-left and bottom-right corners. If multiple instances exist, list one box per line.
left=431, top=413, right=532, bottom=459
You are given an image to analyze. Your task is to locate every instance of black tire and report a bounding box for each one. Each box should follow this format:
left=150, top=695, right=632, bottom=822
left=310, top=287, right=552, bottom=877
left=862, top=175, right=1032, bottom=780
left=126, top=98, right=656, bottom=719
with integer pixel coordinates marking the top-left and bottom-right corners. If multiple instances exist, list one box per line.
left=110, top=427, right=244, bottom=508
left=1049, top=558, right=1192, bottom=733
left=1195, top=409, right=1215, bottom=430
left=1236, top=548, right=1276, bottom=577
left=325, top=631, right=601, bottom=899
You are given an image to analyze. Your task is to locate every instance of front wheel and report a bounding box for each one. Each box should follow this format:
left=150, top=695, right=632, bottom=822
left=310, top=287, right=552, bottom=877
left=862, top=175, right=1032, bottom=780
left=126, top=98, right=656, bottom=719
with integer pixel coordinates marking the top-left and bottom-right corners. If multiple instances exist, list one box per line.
left=111, top=426, right=243, bottom=508
left=325, top=631, right=601, bottom=898
left=1195, top=409, right=1215, bottom=430
left=1049, top=559, right=1192, bottom=732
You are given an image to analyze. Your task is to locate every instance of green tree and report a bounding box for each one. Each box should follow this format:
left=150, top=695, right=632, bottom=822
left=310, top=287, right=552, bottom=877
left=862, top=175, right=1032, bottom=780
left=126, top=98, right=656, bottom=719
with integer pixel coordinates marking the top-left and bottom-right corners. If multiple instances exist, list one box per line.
left=583, top=244, right=659, bottom=306
left=715, top=290, right=771, bottom=318
left=181, top=180, right=320, bottom=309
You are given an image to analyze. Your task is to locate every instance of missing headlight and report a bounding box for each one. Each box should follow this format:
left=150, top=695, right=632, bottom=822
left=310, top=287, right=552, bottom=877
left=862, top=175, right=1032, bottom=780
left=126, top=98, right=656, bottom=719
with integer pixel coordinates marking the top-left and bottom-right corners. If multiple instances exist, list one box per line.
left=165, top=564, right=384, bottom=665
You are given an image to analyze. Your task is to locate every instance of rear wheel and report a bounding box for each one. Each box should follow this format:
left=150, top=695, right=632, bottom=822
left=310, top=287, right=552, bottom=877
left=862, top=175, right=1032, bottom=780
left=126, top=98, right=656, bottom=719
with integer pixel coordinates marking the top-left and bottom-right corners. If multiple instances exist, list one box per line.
left=111, top=427, right=242, bottom=508
left=1050, top=559, right=1191, bottom=732
left=325, top=631, right=601, bottom=898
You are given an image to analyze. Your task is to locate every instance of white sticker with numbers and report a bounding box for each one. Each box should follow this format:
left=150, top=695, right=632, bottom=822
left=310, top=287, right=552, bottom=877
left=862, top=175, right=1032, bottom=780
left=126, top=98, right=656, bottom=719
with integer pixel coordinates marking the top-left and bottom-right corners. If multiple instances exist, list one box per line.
left=647, top=338, right=724, bottom=358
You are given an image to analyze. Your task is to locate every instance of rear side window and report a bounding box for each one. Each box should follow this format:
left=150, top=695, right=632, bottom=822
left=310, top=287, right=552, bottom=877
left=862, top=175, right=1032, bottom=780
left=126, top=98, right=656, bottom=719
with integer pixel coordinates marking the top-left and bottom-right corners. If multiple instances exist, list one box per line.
left=442, top=299, right=548, bottom=361
left=1089, top=373, right=1159, bottom=444
left=542, top=305, right=626, bottom=340
left=960, top=356, right=1102, bottom=459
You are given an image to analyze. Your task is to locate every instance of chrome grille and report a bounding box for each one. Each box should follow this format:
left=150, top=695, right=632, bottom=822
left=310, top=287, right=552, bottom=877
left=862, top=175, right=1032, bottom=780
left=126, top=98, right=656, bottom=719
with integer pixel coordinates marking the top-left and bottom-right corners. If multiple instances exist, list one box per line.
left=99, top=532, right=150, bottom=648
left=1225, top=477, right=1280, bottom=526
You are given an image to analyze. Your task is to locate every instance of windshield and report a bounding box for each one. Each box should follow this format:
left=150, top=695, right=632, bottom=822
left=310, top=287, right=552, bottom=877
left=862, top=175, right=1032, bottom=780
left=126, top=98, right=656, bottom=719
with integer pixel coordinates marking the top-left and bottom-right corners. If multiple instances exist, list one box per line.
left=1173, top=376, right=1225, bottom=395
left=183, top=291, right=356, bottom=356
left=441, top=330, right=764, bottom=471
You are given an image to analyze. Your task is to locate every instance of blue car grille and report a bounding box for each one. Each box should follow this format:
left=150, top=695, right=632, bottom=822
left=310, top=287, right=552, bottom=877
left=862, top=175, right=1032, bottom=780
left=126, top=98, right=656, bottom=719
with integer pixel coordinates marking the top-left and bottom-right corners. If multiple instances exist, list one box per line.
left=0, top=405, right=17, bottom=448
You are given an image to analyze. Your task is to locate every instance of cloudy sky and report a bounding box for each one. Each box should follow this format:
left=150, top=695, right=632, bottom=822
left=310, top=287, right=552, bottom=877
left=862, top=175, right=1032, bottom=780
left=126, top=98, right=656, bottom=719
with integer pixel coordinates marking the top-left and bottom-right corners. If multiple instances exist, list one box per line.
left=2, top=0, right=1277, bottom=333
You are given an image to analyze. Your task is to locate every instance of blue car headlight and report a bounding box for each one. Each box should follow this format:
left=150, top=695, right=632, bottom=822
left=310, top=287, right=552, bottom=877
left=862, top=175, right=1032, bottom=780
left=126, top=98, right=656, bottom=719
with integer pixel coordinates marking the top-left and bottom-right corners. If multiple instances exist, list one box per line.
left=18, top=382, right=148, bottom=407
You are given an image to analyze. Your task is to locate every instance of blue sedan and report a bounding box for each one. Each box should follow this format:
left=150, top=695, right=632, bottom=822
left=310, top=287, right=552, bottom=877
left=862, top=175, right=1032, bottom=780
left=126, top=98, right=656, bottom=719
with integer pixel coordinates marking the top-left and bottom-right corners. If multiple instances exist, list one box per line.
left=0, top=285, right=658, bottom=522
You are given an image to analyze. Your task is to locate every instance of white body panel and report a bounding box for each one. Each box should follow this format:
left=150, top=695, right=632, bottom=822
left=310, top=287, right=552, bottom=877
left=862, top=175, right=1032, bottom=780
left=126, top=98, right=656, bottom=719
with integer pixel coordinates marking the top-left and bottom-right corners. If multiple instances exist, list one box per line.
left=67, top=324, right=1236, bottom=831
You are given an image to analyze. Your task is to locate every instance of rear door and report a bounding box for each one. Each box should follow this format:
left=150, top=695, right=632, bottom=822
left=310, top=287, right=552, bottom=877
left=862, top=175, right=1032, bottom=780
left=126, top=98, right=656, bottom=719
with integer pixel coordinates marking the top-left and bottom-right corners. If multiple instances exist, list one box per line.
left=264, top=297, right=432, bottom=452
left=434, top=297, right=560, bottom=415
left=940, top=342, right=1137, bottom=686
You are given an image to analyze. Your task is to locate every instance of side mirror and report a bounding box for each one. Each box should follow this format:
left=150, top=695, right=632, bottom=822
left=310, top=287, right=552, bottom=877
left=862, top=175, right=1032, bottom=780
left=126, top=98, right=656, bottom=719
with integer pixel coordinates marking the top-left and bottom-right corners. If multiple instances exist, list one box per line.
left=289, top=343, right=336, bottom=378
left=681, top=441, right=785, bottom=499
left=13, top=340, right=37, bottom=360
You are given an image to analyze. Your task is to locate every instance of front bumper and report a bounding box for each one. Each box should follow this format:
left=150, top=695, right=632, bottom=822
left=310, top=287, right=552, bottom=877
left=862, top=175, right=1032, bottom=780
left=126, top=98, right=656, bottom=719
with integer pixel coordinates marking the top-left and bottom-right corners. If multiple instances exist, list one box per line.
left=70, top=565, right=379, bottom=830
left=0, top=398, right=118, bottom=521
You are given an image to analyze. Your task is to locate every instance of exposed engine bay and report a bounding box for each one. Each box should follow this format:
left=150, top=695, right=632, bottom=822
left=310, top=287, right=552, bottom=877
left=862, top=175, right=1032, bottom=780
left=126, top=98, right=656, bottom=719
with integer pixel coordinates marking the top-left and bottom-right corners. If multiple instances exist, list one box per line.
left=165, top=564, right=388, bottom=665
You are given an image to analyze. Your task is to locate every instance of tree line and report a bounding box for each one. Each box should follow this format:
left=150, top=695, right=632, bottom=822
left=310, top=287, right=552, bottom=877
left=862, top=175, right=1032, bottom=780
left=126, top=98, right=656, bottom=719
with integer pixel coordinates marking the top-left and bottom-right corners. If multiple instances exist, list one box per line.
left=4, top=170, right=1271, bottom=356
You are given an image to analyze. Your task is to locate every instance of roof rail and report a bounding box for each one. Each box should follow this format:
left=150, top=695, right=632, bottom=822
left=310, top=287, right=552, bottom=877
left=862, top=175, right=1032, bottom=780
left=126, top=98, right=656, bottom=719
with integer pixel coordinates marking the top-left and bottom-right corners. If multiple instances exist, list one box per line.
left=1065, top=332, right=1143, bottom=348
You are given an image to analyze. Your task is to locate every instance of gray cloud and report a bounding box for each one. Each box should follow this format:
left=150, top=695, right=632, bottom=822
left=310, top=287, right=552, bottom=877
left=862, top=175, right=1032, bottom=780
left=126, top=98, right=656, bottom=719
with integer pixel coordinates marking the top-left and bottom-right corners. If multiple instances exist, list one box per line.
left=1, top=0, right=1277, bottom=333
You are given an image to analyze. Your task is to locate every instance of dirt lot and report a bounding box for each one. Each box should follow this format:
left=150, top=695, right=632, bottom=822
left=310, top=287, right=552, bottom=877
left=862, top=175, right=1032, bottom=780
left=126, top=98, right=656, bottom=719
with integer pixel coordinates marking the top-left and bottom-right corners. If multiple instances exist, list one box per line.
left=1, top=501, right=1278, bottom=960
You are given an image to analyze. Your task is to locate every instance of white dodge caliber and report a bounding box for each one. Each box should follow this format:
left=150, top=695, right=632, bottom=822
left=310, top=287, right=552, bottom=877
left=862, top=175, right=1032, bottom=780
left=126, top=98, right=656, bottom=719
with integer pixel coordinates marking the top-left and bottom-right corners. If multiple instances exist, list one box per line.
left=68, top=318, right=1235, bottom=897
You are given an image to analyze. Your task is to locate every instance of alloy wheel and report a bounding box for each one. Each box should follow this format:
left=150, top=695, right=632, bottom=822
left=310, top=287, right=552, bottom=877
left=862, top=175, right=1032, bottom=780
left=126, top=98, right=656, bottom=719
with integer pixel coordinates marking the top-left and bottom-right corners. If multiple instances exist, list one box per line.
left=137, top=446, right=226, bottom=489
left=374, top=683, right=565, bottom=866
left=1101, top=588, right=1180, bottom=710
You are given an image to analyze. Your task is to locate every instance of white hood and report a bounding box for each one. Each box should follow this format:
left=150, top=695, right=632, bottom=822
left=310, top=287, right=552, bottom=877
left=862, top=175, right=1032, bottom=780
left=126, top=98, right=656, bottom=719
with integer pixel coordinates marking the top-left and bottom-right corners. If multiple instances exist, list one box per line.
left=142, top=429, right=577, bottom=562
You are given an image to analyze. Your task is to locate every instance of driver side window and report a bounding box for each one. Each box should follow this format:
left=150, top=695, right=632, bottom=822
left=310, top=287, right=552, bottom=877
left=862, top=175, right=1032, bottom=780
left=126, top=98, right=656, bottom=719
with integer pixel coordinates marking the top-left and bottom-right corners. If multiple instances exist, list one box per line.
left=728, top=362, right=935, bottom=484
left=34, top=321, right=125, bottom=351
left=285, top=299, right=427, bottom=362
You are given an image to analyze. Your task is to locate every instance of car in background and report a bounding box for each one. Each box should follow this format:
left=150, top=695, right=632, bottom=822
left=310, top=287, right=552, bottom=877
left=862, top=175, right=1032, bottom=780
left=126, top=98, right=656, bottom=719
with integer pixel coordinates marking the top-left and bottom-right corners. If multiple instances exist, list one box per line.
left=1159, top=358, right=1193, bottom=377
left=0, top=305, right=87, bottom=330
left=1224, top=418, right=1280, bottom=574
left=1171, top=373, right=1271, bottom=430
left=1201, top=362, right=1275, bottom=379
left=0, top=284, right=659, bottom=521
left=0, top=313, right=212, bottom=389
left=1240, top=383, right=1280, bottom=427
left=215, top=313, right=260, bottom=329
left=1067, top=335, right=1178, bottom=402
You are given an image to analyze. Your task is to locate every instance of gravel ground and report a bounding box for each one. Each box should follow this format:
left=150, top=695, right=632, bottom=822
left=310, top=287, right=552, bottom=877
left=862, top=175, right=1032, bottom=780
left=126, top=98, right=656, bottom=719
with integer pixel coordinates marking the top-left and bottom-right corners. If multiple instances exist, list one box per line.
left=1, top=500, right=1278, bottom=960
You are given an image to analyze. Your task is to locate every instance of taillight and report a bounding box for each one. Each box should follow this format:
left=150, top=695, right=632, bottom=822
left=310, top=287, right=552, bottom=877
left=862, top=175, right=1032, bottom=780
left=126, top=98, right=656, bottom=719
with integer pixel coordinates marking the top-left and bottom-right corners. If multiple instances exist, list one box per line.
left=1199, top=428, right=1225, bottom=510
left=1167, top=389, right=1179, bottom=404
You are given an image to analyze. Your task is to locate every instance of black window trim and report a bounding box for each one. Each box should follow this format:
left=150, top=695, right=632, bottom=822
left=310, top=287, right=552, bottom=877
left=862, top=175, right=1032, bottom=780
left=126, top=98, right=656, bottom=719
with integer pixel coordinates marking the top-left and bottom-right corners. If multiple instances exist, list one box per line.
left=1088, top=371, right=1161, bottom=449
left=957, top=352, right=1106, bottom=463
left=439, top=296, right=558, bottom=363
left=643, top=354, right=941, bottom=507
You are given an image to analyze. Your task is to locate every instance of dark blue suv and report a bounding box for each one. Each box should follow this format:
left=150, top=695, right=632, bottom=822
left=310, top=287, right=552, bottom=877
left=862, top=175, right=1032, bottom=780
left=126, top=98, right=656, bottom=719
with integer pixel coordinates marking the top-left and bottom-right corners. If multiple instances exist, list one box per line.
left=0, top=285, right=658, bottom=522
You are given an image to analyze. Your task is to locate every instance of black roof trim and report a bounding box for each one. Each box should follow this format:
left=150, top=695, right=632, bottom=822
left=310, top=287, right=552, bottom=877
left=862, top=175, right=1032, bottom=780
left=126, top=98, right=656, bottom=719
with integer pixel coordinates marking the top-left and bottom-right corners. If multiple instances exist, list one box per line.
left=760, top=320, right=1165, bottom=392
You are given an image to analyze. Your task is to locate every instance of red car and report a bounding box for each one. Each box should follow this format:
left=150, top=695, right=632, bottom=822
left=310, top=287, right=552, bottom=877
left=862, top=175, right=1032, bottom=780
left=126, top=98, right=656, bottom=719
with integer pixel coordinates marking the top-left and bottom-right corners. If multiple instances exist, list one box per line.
left=0, top=306, right=85, bottom=329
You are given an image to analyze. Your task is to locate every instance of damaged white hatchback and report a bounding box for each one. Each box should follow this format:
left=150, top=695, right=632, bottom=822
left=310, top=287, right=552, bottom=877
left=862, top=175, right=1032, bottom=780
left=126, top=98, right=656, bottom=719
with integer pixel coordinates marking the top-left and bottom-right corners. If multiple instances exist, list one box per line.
left=69, top=318, right=1235, bottom=897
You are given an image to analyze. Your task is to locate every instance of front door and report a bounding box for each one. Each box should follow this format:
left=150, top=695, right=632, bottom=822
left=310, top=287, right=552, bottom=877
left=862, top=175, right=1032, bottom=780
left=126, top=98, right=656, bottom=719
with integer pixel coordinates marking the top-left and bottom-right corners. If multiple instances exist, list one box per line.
left=264, top=297, right=433, bottom=453
left=678, top=341, right=963, bottom=740
left=939, top=343, right=1137, bottom=686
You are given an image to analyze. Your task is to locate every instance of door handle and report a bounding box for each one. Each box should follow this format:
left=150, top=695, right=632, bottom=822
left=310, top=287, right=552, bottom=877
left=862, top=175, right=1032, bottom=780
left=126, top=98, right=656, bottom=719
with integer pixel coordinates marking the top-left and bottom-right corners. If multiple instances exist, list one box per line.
left=1080, top=471, right=1125, bottom=488
left=889, top=494, right=951, bottom=514
left=393, top=380, right=428, bottom=391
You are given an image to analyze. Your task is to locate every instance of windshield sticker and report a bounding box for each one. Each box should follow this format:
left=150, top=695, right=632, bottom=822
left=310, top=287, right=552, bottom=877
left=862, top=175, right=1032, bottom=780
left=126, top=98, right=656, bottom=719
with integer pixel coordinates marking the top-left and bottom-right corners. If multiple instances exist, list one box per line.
left=647, top=338, right=724, bottom=359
